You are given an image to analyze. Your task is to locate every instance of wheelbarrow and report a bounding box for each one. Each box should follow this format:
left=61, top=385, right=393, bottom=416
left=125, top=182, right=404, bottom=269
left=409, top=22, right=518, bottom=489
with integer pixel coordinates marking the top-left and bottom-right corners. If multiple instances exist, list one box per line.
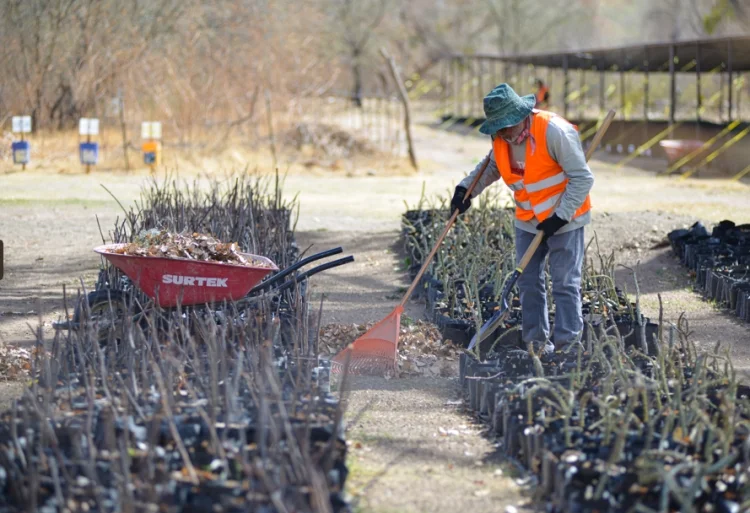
left=659, top=139, right=706, bottom=167
left=54, top=245, right=354, bottom=343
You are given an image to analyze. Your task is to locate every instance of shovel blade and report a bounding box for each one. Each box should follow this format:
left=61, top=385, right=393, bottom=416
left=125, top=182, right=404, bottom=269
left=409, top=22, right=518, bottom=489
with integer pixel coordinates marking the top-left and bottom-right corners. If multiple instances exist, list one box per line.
left=467, top=308, right=508, bottom=351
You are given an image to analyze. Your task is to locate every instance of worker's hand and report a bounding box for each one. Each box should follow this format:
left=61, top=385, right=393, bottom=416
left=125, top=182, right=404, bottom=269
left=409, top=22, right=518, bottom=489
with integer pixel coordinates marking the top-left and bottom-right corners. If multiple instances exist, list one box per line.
left=451, top=186, right=471, bottom=215
left=536, top=214, right=568, bottom=241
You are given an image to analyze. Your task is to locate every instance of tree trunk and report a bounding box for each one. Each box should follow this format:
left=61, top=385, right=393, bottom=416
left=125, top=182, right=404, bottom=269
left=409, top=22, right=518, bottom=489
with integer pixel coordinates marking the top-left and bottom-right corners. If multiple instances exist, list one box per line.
left=119, top=92, right=130, bottom=172
left=352, top=55, right=364, bottom=108
left=380, top=47, right=417, bottom=171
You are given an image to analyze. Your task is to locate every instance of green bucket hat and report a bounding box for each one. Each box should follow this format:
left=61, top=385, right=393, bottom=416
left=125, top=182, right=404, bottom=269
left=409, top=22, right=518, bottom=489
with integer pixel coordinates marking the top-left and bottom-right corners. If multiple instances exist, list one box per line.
left=478, top=83, right=536, bottom=136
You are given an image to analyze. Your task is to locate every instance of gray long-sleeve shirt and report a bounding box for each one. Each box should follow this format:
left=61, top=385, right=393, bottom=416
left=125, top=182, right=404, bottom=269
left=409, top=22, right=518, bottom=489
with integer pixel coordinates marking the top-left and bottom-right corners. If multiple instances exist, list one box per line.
left=459, top=114, right=594, bottom=234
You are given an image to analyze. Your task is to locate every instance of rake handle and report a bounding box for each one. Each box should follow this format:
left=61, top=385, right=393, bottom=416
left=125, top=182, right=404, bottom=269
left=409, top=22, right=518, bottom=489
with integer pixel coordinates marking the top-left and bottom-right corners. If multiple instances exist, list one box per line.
left=516, top=109, right=616, bottom=273
left=399, top=155, right=492, bottom=308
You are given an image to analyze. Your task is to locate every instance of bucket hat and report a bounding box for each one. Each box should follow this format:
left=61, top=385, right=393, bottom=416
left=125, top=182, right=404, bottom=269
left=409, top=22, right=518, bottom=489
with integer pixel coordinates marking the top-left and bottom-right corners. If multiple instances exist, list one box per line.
left=478, top=83, right=536, bottom=135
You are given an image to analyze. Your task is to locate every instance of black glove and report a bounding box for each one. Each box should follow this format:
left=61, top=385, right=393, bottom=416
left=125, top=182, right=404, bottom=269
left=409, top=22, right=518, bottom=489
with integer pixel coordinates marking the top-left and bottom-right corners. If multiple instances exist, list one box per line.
left=536, top=214, right=568, bottom=241
left=451, top=186, right=471, bottom=215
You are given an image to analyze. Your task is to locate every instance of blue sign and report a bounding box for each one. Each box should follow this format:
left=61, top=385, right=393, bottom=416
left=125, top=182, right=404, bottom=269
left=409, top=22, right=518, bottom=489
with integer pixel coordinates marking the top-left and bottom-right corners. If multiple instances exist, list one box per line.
left=11, top=141, right=30, bottom=165
left=144, top=151, right=157, bottom=165
left=79, top=142, right=99, bottom=165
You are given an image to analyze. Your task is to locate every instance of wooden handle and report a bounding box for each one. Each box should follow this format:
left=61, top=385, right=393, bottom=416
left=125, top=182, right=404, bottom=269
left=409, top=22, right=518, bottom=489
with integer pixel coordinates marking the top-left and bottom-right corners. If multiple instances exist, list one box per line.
left=515, top=109, right=616, bottom=274
left=399, top=155, right=492, bottom=307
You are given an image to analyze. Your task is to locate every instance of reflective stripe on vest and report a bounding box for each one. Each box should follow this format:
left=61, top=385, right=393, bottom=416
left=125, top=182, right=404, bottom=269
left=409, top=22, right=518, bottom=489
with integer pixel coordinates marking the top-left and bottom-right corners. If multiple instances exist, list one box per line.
left=525, top=172, right=566, bottom=193
left=508, top=181, right=525, bottom=191
left=516, top=199, right=532, bottom=210
left=532, top=193, right=561, bottom=215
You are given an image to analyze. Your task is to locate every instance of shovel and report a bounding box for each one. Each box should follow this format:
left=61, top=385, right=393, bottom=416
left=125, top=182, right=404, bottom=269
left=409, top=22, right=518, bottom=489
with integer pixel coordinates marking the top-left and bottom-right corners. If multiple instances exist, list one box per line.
left=467, top=109, right=616, bottom=352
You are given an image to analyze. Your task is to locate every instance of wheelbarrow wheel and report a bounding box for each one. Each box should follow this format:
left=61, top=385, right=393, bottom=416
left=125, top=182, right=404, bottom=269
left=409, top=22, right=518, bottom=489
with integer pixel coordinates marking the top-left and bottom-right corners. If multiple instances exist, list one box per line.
left=74, top=289, right=133, bottom=347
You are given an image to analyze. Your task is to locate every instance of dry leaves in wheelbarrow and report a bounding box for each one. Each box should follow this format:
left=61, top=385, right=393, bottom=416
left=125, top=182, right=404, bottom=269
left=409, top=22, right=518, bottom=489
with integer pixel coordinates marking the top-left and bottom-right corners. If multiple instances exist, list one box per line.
left=319, top=319, right=461, bottom=378
left=110, top=229, right=275, bottom=267
left=0, top=345, right=33, bottom=380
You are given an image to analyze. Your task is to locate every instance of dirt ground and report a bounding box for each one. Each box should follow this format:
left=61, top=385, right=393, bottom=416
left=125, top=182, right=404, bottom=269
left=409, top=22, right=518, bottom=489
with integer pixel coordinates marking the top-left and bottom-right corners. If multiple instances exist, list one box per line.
left=1, top=115, right=750, bottom=511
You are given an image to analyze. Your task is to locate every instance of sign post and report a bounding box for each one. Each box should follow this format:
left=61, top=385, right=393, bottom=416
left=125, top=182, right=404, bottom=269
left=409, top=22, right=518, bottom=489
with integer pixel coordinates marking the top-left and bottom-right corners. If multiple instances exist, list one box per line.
left=141, top=121, right=162, bottom=173
left=79, top=118, right=100, bottom=173
left=11, top=116, right=32, bottom=170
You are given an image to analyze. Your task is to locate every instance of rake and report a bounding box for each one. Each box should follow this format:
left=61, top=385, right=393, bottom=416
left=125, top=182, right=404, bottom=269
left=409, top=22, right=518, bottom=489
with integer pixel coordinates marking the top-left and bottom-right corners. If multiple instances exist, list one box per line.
left=331, top=155, right=493, bottom=376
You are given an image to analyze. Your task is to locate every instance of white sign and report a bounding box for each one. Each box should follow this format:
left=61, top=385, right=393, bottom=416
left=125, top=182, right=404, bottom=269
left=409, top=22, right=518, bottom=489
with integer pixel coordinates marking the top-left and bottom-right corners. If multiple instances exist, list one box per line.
left=79, top=118, right=100, bottom=136
left=141, top=121, right=162, bottom=140
left=11, top=116, right=32, bottom=134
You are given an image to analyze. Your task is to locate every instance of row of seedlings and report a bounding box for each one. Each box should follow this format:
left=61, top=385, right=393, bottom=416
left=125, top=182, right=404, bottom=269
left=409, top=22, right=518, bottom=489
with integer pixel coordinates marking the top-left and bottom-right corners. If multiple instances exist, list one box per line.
left=0, top=294, right=348, bottom=512
left=401, top=192, right=659, bottom=354
left=0, top=173, right=350, bottom=512
left=459, top=319, right=750, bottom=512
left=668, top=220, right=750, bottom=322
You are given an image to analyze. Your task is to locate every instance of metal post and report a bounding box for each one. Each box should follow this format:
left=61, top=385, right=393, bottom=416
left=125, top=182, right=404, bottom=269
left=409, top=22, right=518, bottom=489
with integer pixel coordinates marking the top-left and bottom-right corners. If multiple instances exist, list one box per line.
left=720, top=69, right=725, bottom=123
left=728, top=40, right=734, bottom=122
left=451, top=57, right=461, bottom=118
left=620, top=66, right=626, bottom=120
left=738, top=73, right=743, bottom=120
left=441, top=58, right=447, bottom=117
left=669, top=44, right=676, bottom=125
left=476, top=59, right=482, bottom=118
left=644, top=48, right=649, bottom=121
left=696, top=43, right=702, bottom=123
left=563, top=54, right=569, bottom=119
left=477, top=59, right=484, bottom=116
left=579, top=68, right=585, bottom=119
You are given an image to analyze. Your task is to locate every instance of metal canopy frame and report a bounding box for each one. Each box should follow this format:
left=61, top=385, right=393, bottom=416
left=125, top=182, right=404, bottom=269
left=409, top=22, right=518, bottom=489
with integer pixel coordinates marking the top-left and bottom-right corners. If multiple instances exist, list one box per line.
left=459, top=34, right=750, bottom=73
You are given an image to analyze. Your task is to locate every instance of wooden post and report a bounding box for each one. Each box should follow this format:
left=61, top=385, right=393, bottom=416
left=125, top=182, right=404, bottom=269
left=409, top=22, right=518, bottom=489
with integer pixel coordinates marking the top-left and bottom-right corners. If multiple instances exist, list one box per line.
left=728, top=39, right=734, bottom=122
left=381, top=48, right=417, bottom=170
left=563, top=54, right=570, bottom=119
left=669, top=44, right=676, bottom=125
left=20, top=132, right=25, bottom=171
left=86, top=133, right=91, bottom=175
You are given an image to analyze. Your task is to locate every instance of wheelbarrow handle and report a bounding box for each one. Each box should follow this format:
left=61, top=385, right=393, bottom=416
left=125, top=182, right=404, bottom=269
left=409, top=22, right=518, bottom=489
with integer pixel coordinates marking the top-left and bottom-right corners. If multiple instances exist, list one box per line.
left=272, top=256, right=355, bottom=294
left=248, top=247, right=344, bottom=295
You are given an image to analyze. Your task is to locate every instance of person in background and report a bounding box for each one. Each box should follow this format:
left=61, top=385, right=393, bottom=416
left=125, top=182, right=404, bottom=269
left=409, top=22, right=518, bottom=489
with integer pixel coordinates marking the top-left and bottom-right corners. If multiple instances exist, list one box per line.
left=535, top=78, right=550, bottom=108
left=450, top=83, right=594, bottom=355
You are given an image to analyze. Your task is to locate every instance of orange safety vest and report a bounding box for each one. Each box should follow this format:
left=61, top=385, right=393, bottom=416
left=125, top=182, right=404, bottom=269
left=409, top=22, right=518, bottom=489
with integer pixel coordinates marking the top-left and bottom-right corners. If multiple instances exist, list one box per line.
left=536, top=86, right=549, bottom=105
left=493, top=109, right=591, bottom=223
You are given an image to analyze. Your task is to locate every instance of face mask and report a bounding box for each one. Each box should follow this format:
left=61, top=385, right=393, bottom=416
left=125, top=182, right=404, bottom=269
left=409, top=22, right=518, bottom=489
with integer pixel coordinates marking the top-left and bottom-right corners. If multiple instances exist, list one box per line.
left=502, top=117, right=532, bottom=145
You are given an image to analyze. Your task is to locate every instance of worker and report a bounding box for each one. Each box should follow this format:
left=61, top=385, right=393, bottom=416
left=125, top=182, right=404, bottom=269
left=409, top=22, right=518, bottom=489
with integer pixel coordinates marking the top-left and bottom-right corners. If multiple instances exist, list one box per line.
left=534, top=79, right=550, bottom=108
left=451, top=83, right=594, bottom=354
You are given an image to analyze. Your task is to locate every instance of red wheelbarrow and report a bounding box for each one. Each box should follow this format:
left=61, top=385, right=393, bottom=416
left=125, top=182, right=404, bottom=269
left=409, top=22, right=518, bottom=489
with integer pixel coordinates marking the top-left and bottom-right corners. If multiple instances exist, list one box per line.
left=94, top=243, right=280, bottom=308
left=54, top=245, right=353, bottom=341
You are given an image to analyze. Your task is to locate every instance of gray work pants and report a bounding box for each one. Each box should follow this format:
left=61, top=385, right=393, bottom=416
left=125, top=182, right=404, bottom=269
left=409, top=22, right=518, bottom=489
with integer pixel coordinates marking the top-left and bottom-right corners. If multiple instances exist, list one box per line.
left=514, top=227, right=584, bottom=347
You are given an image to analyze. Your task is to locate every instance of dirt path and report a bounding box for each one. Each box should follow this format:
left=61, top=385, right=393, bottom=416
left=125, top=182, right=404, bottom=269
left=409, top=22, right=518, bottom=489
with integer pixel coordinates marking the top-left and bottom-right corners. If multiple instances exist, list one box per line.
left=343, top=377, right=527, bottom=513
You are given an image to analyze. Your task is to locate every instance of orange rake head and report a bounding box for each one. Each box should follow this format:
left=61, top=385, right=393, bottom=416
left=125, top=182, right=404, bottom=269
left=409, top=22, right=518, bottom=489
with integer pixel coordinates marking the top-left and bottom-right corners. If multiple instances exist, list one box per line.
left=331, top=306, right=403, bottom=377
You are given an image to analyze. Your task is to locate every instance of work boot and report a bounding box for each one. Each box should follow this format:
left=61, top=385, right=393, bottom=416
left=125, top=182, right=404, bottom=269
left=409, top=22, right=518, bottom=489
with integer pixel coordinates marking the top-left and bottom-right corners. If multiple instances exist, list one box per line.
left=528, top=340, right=555, bottom=355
